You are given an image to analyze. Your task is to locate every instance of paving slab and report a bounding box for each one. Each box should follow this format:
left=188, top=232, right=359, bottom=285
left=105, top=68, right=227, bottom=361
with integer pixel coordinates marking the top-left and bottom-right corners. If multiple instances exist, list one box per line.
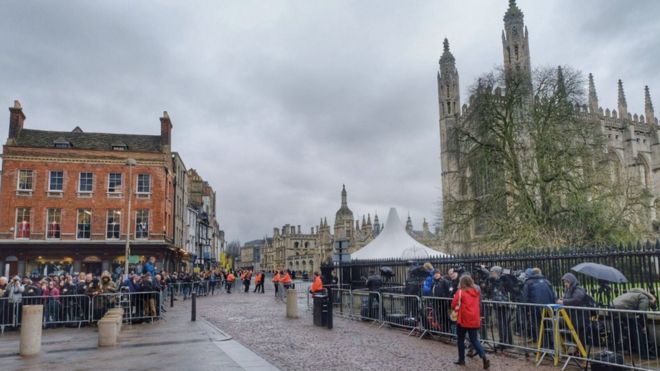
left=0, top=298, right=278, bottom=371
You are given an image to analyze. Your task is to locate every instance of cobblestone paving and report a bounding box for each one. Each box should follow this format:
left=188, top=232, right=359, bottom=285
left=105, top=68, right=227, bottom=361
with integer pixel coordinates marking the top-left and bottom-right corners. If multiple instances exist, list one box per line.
left=199, top=282, right=557, bottom=371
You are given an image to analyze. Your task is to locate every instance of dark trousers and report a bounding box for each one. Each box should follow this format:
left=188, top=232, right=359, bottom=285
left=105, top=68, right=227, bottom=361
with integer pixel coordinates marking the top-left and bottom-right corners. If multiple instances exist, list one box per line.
left=495, top=305, right=513, bottom=345
left=274, top=282, right=279, bottom=296
left=613, top=315, right=651, bottom=358
left=457, top=325, right=486, bottom=361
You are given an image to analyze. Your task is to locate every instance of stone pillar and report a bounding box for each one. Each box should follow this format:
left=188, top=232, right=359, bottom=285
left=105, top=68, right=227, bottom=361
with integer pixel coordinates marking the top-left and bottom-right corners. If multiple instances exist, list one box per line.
left=286, top=289, right=298, bottom=319
left=98, top=318, right=118, bottom=347
left=74, top=259, right=81, bottom=273
left=20, top=305, right=43, bottom=356
left=102, top=260, right=110, bottom=273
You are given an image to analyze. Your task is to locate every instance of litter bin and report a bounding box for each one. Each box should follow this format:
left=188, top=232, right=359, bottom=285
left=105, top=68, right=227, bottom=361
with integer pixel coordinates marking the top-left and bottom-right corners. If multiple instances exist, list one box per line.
left=312, top=291, right=333, bottom=329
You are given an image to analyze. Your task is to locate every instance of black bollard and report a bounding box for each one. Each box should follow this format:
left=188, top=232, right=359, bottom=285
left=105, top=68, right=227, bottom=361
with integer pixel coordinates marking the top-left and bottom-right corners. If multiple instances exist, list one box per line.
left=191, top=293, right=196, bottom=321
left=170, top=287, right=174, bottom=308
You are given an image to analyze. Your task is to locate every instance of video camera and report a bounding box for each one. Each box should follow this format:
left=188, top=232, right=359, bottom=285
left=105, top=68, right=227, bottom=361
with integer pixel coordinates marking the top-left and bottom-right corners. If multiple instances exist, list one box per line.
left=379, top=267, right=395, bottom=279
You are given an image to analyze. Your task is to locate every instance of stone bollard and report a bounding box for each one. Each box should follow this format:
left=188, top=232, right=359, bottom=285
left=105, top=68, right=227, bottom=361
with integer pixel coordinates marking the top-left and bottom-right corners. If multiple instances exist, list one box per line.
left=98, top=318, right=118, bottom=347
left=20, top=305, right=43, bottom=356
left=104, top=312, right=123, bottom=333
left=286, top=288, right=298, bottom=319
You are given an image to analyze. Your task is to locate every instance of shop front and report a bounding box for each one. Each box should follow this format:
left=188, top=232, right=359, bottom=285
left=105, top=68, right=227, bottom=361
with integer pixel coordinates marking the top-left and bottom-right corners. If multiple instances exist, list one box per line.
left=0, top=242, right=180, bottom=278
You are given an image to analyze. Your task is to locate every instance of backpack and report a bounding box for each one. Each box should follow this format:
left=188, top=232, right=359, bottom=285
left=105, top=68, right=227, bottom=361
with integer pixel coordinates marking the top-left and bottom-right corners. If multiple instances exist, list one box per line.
left=583, top=293, right=597, bottom=308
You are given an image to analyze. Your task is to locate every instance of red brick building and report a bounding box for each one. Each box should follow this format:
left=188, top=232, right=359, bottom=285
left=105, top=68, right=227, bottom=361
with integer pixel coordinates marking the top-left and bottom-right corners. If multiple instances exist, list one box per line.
left=0, top=100, right=181, bottom=277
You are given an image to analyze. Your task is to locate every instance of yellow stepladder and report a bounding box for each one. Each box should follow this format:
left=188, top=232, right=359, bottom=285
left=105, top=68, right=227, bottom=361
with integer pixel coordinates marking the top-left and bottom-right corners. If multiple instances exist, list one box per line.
left=535, top=304, right=587, bottom=369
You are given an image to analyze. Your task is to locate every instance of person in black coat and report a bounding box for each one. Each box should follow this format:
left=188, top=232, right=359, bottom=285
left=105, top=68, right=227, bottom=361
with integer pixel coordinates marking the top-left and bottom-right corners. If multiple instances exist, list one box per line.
left=430, top=271, right=452, bottom=332
left=557, top=272, right=590, bottom=346
left=139, top=273, right=157, bottom=318
left=520, top=268, right=555, bottom=343
left=365, top=271, right=383, bottom=320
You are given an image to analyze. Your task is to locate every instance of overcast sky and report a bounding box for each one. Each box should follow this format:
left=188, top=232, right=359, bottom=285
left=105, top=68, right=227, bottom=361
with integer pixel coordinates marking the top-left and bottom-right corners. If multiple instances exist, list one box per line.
left=2, top=0, right=659, bottom=242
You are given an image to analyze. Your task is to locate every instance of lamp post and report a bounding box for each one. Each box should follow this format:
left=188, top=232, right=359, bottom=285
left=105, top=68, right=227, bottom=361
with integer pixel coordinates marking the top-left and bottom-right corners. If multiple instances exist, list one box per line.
left=124, top=158, right=137, bottom=280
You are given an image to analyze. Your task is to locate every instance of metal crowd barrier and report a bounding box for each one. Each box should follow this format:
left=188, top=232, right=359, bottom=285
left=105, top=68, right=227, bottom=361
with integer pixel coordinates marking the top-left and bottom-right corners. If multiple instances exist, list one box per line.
left=331, top=288, right=353, bottom=320
left=350, top=290, right=382, bottom=323
left=0, top=291, right=163, bottom=334
left=554, top=304, right=659, bottom=371
left=169, top=281, right=219, bottom=299
left=0, top=297, right=17, bottom=334
left=329, top=290, right=660, bottom=371
left=305, top=284, right=350, bottom=310
left=380, top=292, right=421, bottom=335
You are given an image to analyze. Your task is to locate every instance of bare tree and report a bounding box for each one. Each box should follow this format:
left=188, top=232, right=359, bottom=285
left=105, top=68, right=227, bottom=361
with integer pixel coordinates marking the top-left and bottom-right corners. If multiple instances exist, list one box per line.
left=444, top=66, right=651, bottom=250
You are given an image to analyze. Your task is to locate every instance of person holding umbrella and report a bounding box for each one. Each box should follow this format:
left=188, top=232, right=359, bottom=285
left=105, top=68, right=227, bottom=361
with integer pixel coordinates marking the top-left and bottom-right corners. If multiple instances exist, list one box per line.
left=571, top=262, right=628, bottom=306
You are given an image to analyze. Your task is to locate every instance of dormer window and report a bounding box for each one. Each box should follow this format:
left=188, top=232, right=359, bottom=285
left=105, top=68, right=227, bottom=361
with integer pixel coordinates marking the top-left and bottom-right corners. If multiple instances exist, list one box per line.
left=112, top=143, right=128, bottom=151
left=53, top=137, right=72, bottom=148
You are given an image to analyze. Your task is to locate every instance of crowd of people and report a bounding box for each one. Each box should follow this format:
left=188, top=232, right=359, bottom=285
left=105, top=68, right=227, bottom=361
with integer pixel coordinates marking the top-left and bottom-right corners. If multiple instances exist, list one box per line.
left=0, top=268, right=166, bottom=329
left=362, top=261, right=657, bottom=366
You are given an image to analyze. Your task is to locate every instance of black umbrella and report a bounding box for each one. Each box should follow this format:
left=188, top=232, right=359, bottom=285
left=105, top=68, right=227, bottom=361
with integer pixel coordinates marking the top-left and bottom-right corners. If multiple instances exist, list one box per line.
left=571, top=262, right=628, bottom=283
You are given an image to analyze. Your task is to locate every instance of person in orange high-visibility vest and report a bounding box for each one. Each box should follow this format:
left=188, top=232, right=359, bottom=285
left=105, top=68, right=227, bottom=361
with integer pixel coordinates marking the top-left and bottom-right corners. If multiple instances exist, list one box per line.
left=253, top=272, right=264, bottom=293
left=281, top=270, right=292, bottom=290
left=226, top=272, right=235, bottom=294
left=272, top=271, right=281, bottom=297
left=309, top=271, right=324, bottom=293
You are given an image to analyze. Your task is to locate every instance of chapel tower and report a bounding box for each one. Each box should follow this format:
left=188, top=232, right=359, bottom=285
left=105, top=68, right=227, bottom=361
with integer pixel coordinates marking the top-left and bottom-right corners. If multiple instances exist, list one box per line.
left=502, top=0, right=531, bottom=80
left=438, top=38, right=461, bottom=241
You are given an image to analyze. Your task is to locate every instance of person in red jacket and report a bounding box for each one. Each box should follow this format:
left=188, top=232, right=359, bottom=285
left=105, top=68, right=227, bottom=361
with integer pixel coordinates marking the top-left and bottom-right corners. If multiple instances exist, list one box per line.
left=451, top=274, right=490, bottom=369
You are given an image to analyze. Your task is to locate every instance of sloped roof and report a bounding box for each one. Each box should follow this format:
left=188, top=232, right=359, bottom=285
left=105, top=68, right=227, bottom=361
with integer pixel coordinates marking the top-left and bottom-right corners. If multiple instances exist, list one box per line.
left=351, top=207, right=447, bottom=260
left=14, top=129, right=162, bottom=152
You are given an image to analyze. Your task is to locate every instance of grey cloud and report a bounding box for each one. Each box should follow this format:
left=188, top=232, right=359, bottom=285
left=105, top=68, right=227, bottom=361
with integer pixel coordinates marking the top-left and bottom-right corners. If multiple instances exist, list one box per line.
left=1, top=0, right=658, bottom=240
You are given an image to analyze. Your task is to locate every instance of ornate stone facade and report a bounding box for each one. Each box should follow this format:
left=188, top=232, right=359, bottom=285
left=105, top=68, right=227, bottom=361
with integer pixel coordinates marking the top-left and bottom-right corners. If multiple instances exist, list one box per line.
left=439, top=1, right=659, bottom=248
left=261, top=185, right=444, bottom=274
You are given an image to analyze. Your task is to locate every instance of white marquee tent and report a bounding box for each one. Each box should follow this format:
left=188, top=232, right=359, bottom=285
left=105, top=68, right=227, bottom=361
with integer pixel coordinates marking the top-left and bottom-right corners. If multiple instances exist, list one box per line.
left=351, top=207, right=447, bottom=260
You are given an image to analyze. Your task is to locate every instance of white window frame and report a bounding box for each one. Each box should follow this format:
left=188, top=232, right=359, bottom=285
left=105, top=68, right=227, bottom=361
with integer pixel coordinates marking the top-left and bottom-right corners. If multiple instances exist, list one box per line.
left=76, top=209, right=92, bottom=240
left=15, top=208, right=31, bottom=239
left=78, top=172, right=94, bottom=195
left=136, top=173, right=152, bottom=199
left=17, top=169, right=34, bottom=195
left=48, top=170, right=64, bottom=195
left=135, top=209, right=149, bottom=239
left=107, top=173, right=123, bottom=197
left=106, top=209, right=121, bottom=240
left=46, top=208, right=62, bottom=240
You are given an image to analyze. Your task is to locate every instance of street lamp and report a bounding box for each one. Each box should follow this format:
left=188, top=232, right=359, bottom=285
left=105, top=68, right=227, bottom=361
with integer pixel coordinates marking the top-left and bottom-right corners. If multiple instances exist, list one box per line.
left=124, top=158, right=137, bottom=280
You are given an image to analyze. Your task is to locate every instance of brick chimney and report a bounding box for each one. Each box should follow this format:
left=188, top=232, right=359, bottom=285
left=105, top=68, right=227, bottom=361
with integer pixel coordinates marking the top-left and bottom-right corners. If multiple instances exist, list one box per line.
left=160, top=111, right=172, bottom=146
left=8, top=100, right=25, bottom=141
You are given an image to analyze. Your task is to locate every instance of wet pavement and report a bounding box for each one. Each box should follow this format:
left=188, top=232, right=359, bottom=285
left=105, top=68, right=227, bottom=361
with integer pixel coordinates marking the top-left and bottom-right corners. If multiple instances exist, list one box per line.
left=200, top=280, right=557, bottom=371
left=0, top=297, right=278, bottom=371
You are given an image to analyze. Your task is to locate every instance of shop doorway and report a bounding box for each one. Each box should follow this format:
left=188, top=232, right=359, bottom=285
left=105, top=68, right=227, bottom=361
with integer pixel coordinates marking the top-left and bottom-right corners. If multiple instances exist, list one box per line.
left=81, top=262, right=102, bottom=276
left=4, top=256, right=18, bottom=277
left=4, top=262, right=18, bottom=276
left=82, top=256, right=103, bottom=276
